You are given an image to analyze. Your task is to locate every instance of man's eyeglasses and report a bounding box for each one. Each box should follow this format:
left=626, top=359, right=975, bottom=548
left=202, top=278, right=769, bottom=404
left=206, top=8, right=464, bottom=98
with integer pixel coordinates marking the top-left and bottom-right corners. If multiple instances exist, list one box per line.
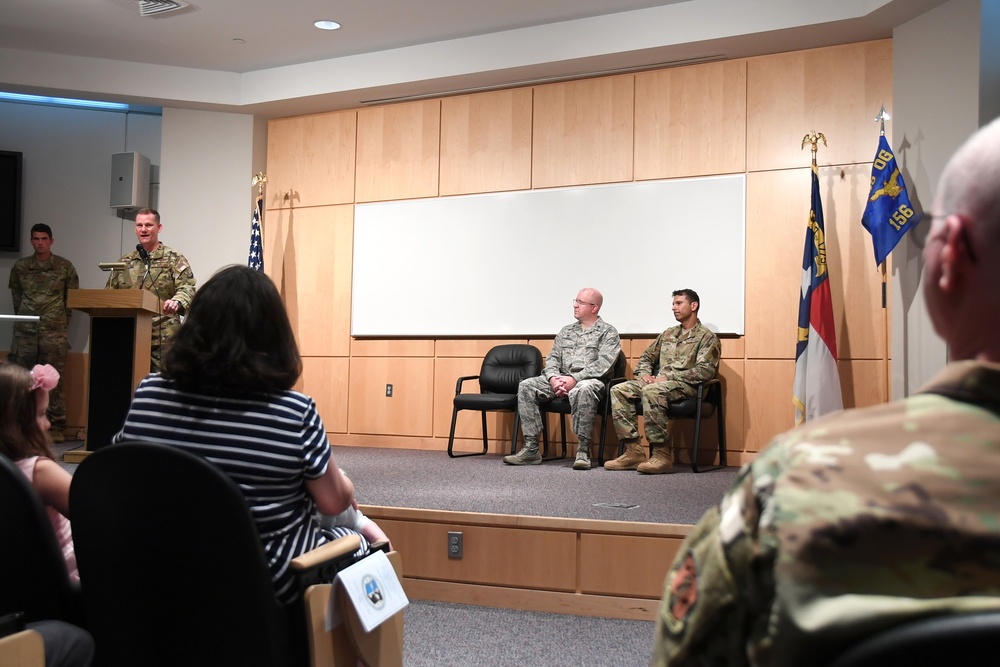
left=572, top=299, right=595, bottom=307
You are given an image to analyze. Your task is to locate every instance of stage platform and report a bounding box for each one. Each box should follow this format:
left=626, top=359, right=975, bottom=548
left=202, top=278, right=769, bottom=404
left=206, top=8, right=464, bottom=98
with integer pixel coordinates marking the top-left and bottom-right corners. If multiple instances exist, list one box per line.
left=332, top=446, right=739, bottom=621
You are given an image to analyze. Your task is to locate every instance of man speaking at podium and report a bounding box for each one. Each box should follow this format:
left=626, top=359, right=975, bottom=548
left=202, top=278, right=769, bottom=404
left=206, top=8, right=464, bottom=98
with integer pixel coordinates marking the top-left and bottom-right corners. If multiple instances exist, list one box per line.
left=106, top=208, right=196, bottom=372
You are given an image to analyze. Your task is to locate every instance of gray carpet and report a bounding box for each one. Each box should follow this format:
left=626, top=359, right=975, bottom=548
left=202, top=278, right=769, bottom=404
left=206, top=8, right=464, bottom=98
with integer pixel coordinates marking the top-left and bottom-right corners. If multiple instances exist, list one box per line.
left=331, top=446, right=739, bottom=526
left=403, top=599, right=656, bottom=667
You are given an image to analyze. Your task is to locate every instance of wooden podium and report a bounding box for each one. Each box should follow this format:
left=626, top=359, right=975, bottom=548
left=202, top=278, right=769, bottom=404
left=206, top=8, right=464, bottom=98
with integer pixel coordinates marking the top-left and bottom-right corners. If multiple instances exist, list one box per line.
left=65, top=289, right=161, bottom=462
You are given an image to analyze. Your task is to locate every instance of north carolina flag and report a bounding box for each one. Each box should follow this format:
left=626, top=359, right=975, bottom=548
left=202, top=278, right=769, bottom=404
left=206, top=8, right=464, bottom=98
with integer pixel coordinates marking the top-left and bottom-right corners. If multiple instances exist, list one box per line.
left=248, top=195, right=264, bottom=272
left=861, top=135, right=921, bottom=266
left=793, top=167, right=843, bottom=425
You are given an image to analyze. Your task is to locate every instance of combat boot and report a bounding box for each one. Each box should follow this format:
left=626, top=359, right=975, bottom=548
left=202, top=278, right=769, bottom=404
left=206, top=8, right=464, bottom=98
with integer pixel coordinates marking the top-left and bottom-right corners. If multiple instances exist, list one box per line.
left=503, top=438, right=541, bottom=466
left=603, top=440, right=646, bottom=471
left=573, top=443, right=591, bottom=470
left=637, top=446, right=675, bottom=474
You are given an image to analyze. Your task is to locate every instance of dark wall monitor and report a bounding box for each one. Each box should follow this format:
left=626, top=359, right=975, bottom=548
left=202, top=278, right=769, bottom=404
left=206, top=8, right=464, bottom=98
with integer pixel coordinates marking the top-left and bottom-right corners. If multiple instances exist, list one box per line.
left=0, top=150, right=23, bottom=253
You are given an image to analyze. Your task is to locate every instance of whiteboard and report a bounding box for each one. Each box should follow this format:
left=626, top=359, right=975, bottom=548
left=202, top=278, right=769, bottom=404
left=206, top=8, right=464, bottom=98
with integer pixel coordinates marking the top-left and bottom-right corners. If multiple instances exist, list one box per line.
left=352, top=175, right=745, bottom=337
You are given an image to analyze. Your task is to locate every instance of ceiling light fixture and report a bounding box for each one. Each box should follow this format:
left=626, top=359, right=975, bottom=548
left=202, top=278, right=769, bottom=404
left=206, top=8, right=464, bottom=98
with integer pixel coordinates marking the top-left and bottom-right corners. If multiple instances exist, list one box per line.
left=314, top=20, right=341, bottom=31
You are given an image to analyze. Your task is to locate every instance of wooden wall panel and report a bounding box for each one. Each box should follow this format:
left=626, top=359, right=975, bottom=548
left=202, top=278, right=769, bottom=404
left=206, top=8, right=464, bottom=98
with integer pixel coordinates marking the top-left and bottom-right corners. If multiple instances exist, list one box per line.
left=580, top=534, right=681, bottom=598
left=635, top=60, right=747, bottom=179
left=65, top=352, right=88, bottom=432
left=744, top=359, right=795, bottom=453
left=350, top=339, right=435, bottom=357
left=300, top=356, right=350, bottom=433
left=266, top=110, right=356, bottom=208
left=348, top=357, right=434, bottom=436
left=841, top=358, right=890, bottom=408
left=265, top=205, right=352, bottom=357
left=440, top=89, right=533, bottom=195
left=747, top=40, right=893, bottom=171
left=355, top=100, right=441, bottom=202
left=822, top=163, right=887, bottom=361
left=379, top=519, right=577, bottom=591
left=532, top=76, right=634, bottom=188
left=745, top=170, right=805, bottom=360
left=435, top=339, right=530, bottom=357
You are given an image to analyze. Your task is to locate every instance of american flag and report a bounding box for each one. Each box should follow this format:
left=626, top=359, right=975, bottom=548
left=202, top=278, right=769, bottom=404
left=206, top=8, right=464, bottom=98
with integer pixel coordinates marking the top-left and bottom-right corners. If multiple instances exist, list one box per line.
left=248, top=195, right=264, bottom=271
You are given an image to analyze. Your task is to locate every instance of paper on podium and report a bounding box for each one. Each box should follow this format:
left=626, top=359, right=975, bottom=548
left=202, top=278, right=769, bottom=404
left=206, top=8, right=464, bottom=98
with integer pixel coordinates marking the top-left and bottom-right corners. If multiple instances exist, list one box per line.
left=327, top=549, right=409, bottom=633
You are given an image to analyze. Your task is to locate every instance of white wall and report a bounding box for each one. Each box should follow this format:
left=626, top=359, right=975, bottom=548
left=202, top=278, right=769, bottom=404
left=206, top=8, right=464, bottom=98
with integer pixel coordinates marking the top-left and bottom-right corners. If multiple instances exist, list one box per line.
left=149, top=107, right=265, bottom=289
left=0, top=101, right=161, bottom=352
left=0, top=101, right=265, bottom=354
left=891, top=0, right=987, bottom=398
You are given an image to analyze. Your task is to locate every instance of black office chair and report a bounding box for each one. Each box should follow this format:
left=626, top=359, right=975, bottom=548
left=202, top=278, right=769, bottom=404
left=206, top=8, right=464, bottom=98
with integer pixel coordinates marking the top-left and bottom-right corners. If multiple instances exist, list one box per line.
left=0, top=453, right=84, bottom=628
left=447, top=344, right=543, bottom=458
left=70, top=441, right=402, bottom=667
left=610, top=373, right=726, bottom=472
left=537, top=350, right=627, bottom=464
left=827, top=611, right=1000, bottom=667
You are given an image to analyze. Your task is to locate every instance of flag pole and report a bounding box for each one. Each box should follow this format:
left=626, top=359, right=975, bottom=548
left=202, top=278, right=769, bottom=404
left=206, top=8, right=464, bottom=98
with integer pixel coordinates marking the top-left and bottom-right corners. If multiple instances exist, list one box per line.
left=875, top=105, right=891, bottom=403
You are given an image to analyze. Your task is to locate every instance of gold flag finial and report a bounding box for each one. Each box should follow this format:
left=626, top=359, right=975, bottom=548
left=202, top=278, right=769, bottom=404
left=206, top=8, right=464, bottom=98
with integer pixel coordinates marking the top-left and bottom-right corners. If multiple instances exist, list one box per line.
left=801, top=131, right=827, bottom=167
left=251, top=172, right=268, bottom=196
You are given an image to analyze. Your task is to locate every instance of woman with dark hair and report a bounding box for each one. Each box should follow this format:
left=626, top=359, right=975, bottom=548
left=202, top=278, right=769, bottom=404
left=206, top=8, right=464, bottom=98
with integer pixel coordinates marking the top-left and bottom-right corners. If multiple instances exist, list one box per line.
left=113, top=265, right=364, bottom=602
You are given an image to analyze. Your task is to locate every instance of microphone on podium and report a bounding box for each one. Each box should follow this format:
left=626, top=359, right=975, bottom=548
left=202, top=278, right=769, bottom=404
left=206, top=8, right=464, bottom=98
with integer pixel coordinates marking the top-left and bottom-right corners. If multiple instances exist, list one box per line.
left=136, top=244, right=151, bottom=289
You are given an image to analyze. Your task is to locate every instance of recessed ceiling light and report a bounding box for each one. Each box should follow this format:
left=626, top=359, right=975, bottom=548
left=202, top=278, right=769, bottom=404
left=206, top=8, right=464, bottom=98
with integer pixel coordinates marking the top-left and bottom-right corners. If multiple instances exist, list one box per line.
left=314, top=20, right=341, bottom=31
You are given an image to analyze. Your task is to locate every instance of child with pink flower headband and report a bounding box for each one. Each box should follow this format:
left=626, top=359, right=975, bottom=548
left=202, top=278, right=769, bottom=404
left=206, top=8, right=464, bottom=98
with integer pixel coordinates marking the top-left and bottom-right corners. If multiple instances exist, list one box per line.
left=0, top=361, right=78, bottom=580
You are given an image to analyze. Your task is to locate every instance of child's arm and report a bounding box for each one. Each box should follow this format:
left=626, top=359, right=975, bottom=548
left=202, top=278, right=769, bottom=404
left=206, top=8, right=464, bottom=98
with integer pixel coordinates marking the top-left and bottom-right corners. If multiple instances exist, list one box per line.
left=360, top=521, right=391, bottom=550
left=31, top=457, right=73, bottom=518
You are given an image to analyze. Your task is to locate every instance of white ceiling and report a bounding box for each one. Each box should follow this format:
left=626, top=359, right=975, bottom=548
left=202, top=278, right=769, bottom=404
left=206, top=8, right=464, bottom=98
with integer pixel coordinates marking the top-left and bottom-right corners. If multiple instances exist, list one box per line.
left=0, top=0, right=948, bottom=118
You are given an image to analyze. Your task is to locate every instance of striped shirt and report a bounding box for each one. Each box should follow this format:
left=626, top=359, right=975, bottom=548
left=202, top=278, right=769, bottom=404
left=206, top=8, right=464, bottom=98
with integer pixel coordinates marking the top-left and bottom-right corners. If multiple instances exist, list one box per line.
left=112, top=373, right=367, bottom=602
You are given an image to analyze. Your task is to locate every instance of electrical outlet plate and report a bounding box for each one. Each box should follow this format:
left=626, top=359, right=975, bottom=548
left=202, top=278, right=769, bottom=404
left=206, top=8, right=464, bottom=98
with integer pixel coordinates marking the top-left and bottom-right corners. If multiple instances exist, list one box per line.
left=385, top=384, right=393, bottom=397
left=448, top=531, right=463, bottom=559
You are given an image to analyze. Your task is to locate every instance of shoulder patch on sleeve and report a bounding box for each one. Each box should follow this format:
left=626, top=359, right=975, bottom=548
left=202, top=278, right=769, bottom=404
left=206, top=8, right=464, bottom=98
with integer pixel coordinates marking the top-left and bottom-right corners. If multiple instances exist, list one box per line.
left=664, top=551, right=699, bottom=634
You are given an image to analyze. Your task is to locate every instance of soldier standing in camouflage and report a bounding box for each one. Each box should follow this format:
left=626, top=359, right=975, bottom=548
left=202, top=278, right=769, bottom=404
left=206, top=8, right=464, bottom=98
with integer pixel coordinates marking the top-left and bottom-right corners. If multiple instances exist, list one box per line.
left=651, top=117, right=1000, bottom=667
left=605, top=289, right=720, bottom=474
left=106, top=209, right=195, bottom=372
left=8, top=223, right=80, bottom=443
left=503, top=288, right=621, bottom=470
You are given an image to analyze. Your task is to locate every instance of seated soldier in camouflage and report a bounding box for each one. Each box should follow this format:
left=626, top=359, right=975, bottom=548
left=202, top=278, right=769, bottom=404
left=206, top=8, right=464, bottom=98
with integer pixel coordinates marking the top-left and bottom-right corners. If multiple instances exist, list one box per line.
left=503, top=288, right=621, bottom=471
left=106, top=209, right=196, bottom=372
left=605, top=289, right=720, bottom=474
left=651, top=117, right=1000, bottom=667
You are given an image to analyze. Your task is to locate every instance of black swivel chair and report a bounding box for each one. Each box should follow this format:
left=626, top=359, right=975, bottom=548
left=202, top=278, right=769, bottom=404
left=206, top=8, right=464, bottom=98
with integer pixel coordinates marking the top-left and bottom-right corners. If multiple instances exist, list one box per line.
left=70, top=441, right=402, bottom=667
left=447, top=344, right=543, bottom=458
left=0, top=453, right=85, bottom=629
left=610, top=370, right=726, bottom=472
left=537, top=350, right=627, bottom=464
left=827, top=611, right=1000, bottom=667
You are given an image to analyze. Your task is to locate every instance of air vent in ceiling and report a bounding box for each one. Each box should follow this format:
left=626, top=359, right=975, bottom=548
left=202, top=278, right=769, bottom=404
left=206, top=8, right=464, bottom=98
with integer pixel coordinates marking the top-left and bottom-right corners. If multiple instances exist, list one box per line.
left=137, top=0, right=190, bottom=17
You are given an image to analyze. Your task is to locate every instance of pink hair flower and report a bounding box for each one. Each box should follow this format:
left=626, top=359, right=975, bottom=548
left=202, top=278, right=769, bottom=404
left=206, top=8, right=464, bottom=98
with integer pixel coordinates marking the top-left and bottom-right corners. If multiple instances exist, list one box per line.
left=30, top=364, right=60, bottom=392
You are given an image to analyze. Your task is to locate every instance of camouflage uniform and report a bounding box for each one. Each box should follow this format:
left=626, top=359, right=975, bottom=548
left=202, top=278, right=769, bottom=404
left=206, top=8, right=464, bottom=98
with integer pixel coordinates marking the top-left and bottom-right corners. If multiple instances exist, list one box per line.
left=517, top=317, right=621, bottom=444
left=611, top=321, right=720, bottom=446
left=652, top=360, right=1000, bottom=667
left=8, top=253, right=80, bottom=433
left=106, top=243, right=196, bottom=372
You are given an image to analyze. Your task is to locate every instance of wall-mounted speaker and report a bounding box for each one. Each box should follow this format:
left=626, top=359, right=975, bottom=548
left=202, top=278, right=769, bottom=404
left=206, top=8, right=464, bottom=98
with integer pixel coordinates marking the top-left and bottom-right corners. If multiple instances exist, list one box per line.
left=110, top=151, right=151, bottom=209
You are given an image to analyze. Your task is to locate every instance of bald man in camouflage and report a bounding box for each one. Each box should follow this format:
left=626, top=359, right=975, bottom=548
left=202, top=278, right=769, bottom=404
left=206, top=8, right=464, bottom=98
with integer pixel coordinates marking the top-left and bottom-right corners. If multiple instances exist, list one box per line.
left=504, top=287, right=621, bottom=470
left=106, top=209, right=195, bottom=372
left=8, top=223, right=79, bottom=443
left=652, top=118, right=1000, bottom=666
